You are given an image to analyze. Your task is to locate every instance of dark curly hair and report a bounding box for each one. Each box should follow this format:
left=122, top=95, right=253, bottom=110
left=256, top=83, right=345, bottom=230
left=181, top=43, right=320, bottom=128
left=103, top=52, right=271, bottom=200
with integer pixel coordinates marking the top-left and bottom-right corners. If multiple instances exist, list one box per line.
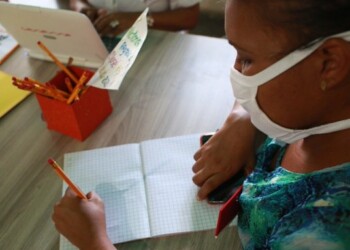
left=239, top=0, right=350, bottom=48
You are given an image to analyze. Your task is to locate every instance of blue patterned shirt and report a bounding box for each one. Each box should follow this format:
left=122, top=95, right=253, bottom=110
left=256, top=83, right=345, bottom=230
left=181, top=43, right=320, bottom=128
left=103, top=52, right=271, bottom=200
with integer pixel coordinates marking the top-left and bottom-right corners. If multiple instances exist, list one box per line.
left=238, top=138, right=350, bottom=250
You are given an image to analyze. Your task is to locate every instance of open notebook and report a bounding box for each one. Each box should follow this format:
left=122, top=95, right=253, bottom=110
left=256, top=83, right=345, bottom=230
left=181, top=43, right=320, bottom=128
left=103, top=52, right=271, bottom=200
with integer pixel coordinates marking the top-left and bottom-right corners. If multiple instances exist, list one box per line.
left=60, top=134, right=234, bottom=249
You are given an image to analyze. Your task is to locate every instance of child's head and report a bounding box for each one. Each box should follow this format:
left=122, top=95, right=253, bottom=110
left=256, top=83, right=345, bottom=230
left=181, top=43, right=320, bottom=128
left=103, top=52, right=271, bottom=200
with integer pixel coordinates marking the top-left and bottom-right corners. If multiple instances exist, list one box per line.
left=226, top=0, right=350, bottom=143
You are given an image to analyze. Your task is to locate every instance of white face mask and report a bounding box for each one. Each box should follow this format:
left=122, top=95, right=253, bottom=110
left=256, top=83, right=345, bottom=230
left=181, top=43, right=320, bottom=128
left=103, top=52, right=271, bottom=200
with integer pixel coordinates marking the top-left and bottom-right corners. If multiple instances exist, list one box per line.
left=230, top=30, right=350, bottom=144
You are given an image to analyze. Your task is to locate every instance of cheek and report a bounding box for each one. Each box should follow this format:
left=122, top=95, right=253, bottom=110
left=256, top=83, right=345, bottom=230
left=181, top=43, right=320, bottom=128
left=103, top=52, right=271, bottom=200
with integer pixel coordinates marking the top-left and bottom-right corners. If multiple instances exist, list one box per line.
left=256, top=70, right=311, bottom=129
left=256, top=79, right=287, bottom=125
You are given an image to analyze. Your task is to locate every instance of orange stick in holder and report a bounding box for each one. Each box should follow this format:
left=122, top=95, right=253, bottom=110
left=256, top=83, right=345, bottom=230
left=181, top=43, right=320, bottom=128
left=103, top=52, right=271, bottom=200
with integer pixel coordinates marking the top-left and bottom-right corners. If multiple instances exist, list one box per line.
left=32, top=66, right=112, bottom=141
left=25, top=77, right=69, bottom=98
left=37, top=41, right=79, bottom=85
left=67, top=57, right=74, bottom=67
left=64, top=77, right=74, bottom=93
left=66, top=71, right=88, bottom=104
left=13, top=77, right=68, bottom=102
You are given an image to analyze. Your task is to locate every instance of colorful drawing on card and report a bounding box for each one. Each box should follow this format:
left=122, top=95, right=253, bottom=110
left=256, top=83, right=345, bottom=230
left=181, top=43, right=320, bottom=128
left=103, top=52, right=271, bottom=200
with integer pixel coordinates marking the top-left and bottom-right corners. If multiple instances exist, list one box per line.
left=87, top=8, right=148, bottom=90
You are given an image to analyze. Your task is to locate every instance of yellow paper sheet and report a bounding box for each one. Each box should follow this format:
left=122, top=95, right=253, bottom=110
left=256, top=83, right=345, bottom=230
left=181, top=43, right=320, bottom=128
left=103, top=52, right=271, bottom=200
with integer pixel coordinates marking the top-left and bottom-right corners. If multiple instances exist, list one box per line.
left=0, top=71, right=30, bottom=118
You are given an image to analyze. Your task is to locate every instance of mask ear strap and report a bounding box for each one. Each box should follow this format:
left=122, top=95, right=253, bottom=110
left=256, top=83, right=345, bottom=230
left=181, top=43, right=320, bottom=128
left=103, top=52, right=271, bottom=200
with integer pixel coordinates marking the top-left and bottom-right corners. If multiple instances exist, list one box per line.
left=232, top=43, right=320, bottom=87
left=232, top=30, right=350, bottom=88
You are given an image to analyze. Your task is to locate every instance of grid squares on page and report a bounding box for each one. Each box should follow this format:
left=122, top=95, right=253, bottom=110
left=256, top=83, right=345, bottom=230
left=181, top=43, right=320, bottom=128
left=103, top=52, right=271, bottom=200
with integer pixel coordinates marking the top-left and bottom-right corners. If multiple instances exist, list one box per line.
left=141, top=134, right=221, bottom=237
left=59, top=134, right=234, bottom=250
left=60, top=144, right=151, bottom=250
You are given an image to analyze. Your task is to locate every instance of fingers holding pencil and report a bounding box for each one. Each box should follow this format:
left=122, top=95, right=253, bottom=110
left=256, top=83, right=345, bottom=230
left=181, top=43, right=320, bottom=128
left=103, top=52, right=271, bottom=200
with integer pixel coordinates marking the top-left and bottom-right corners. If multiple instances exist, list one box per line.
left=52, top=188, right=113, bottom=250
left=48, top=158, right=87, bottom=199
left=49, top=158, right=114, bottom=248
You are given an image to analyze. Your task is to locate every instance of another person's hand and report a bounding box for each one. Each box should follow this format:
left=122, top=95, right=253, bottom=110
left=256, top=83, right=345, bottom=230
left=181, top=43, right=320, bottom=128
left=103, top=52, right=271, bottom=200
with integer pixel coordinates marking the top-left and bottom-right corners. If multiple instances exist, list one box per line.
left=69, top=0, right=106, bottom=22
left=52, top=188, right=114, bottom=249
left=93, top=12, right=139, bottom=36
left=80, top=7, right=101, bottom=22
left=69, top=0, right=91, bottom=12
left=192, top=105, right=257, bottom=200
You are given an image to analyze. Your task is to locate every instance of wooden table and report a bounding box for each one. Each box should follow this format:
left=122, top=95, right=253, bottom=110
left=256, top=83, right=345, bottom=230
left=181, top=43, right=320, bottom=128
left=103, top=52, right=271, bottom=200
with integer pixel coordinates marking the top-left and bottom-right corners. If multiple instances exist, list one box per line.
left=0, top=29, right=242, bottom=249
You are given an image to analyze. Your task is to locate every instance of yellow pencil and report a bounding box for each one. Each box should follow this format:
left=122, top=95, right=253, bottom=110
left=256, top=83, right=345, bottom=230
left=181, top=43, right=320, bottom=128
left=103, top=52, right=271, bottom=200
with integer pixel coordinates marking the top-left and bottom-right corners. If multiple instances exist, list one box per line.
left=37, top=41, right=79, bottom=85
left=66, top=71, right=88, bottom=104
left=48, top=158, right=87, bottom=199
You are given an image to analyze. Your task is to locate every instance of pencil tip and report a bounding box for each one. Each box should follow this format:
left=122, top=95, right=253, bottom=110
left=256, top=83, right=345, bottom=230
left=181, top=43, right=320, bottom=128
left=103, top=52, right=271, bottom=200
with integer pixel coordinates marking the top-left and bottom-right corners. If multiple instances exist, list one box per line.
left=48, top=158, right=54, bottom=164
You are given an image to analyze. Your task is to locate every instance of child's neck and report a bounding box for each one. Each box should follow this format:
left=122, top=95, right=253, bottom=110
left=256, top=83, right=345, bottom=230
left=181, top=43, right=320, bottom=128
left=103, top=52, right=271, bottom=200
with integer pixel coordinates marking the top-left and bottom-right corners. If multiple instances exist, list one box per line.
left=281, top=128, right=350, bottom=173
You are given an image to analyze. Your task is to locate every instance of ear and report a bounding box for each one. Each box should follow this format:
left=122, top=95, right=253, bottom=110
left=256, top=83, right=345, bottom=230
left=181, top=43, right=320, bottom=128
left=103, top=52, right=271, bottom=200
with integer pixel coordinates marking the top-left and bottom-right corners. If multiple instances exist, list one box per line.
left=319, top=38, right=350, bottom=89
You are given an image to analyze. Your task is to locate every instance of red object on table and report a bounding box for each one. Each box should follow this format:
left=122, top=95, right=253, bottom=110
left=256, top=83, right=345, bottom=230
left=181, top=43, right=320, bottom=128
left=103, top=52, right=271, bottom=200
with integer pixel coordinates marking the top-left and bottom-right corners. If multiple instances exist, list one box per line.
left=36, top=66, right=113, bottom=141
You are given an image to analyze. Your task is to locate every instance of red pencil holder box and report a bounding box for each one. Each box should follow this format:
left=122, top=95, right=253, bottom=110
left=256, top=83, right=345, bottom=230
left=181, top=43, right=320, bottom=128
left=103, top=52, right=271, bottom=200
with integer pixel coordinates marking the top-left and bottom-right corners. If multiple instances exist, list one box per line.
left=36, top=66, right=113, bottom=141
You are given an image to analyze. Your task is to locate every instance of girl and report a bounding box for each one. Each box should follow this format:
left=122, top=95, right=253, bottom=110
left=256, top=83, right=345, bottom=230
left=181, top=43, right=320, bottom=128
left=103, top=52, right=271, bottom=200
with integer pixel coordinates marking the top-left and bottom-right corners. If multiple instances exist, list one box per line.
left=54, top=0, right=350, bottom=249
left=193, top=0, right=350, bottom=249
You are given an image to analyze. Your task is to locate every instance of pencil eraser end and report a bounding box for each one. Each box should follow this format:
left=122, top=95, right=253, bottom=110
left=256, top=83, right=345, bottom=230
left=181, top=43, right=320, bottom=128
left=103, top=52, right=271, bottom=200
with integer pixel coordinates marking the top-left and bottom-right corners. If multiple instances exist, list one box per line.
left=48, top=158, right=54, bottom=164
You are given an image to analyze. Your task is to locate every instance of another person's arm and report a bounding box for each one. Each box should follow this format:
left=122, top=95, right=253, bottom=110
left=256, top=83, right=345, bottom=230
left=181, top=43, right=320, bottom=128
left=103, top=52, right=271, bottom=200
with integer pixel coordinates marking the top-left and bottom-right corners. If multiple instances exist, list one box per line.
left=69, top=0, right=92, bottom=12
left=69, top=0, right=105, bottom=21
left=93, top=4, right=200, bottom=36
left=192, top=102, right=258, bottom=200
left=52, top=188, right=115, bottom=250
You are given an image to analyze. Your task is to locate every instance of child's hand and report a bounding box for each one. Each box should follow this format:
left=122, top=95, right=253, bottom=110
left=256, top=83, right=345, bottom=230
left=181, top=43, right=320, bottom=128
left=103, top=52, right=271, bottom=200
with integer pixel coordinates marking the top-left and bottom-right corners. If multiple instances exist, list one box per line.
left=52, top=188, right=114, bottom=249
left=93, top=12, right=139, bottom=36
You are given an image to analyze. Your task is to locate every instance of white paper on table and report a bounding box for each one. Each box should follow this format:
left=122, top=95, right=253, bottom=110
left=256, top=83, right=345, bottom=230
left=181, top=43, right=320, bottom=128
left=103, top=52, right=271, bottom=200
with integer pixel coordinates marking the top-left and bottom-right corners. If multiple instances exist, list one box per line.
left=59, top=134, right=237, bottom=249
left=87, top=8, right=148, bottom=90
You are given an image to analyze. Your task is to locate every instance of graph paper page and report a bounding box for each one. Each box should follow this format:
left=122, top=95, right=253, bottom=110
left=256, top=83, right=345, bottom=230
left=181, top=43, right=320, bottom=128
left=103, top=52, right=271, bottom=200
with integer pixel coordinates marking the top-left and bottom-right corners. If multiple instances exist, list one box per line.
left=141, top=134, right=221, bottom=237
left=60, top=143, right=150, bottom=250
left=59, top=134, right=233, bottom=249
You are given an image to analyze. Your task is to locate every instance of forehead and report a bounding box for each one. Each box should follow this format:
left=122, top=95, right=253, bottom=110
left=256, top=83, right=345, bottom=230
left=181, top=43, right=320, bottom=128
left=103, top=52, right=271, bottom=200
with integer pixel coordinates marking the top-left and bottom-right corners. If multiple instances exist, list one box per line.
left=225, top=0, right=289, bottom=56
